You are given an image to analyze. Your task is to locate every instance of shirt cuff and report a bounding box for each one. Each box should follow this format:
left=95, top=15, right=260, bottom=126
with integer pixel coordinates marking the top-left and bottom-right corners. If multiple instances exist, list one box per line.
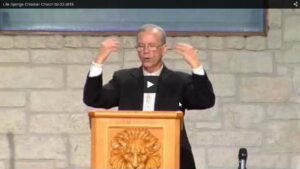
left=192, top=65, right=205, bottom=76
left=89, top=62, right=103, bottom=77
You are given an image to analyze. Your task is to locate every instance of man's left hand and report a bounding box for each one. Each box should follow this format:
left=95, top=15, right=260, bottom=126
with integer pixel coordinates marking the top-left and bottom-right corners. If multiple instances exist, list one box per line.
left=173, top=43, right=201, bottom=69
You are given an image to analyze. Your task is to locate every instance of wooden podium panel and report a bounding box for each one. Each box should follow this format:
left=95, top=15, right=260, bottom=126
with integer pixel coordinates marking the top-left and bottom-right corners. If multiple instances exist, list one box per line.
left=89, top=110, right=183, bottom=169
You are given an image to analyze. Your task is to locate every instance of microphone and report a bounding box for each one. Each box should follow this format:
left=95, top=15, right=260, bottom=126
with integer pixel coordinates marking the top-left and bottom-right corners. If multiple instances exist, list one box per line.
left=238, top=148, right=247, bottom=169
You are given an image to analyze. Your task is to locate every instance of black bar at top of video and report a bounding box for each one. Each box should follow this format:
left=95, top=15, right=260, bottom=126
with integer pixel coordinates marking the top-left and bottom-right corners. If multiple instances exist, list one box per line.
left=0, top=0, right=298, bottom=8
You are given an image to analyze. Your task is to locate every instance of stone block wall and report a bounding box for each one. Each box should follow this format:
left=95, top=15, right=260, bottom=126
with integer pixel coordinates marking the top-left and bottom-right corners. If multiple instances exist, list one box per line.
left=0, top=9, right=300, bottom=169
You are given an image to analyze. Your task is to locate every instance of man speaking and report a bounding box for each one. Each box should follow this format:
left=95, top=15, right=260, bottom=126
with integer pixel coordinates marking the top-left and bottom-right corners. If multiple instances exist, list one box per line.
left=83, top=24, right=215, bottom=169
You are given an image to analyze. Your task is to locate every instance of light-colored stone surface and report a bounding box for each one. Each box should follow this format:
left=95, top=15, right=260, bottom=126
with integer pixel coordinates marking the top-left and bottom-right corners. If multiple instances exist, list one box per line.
left=284, top=15, right=300, bottom=41
left=31, top=50, right=65, bottom=63
left=164, top=59, right=191, bottom=72
left=185, top=100, right=219, bottom=121
left=240, top=77, right=290, bottom=102
left=194, top=122, right=222, bottom=129
left=194, top=131, right=262, bottom=146
left=29, top=36, right=47, bottom=48
left=29, top=90, right=85, bottom=113
left=0, top=109, right=26, bottom=133
left=276, top=44, right=300, bottom=63
left=207, top=148, right=237, bottom=168
left=164, top=49, right=208, bottom=63
left=223, top=104, right=265, bottom=129
left=82, top=36, right=104, bottom=48
left=210, top=74, right=236, bottom=97
left=291, top=95, right=300, bottom=103
left=0, top=161, right=5, bottom=169
left=30, top=91, right=85, bottom=112
left=15, top=161, right=55, bottom=169
left=105, top=50, right=122, bottom=63
left=293, top=67, right=300, bottom=93
left=0, top=135, right=10, bottom=159
left=31, top=49, right=99, bottom=64
left=166, top=37, right=175, bottom=48
left=292, top=155, right=300, bottom=169
left=0, top=67, right=63, bottom=89
left=208, top=37, right=224, bottom=49
left=0, top=36, right=14, bottom=48
left=0, top=92, right=26, bottom=107
left=15, top=136, right=66, bottom=159
left=65, top=36, right=82, bottom=47
left=63, top=49, right=99, bottom=63
left=174, top=37, right=191, bottom=45
left=268, top=29, right=282, bottom=49
left=30, top=114, right=89, bottom=133
left=0, top=50, right=29, bottom=62
left=70, top=135, right=90, bottom=168
left=191, top=36, right=207, bottom=49
left=225, top=36, right=245, bottom=49
left=267, top=104, right=300, bottom=119
left=124, top=49, right=139, bottom=61
left=46, top=35, right=64, bottom=48
left=266, top=122, right=300, bottom=152
left=277, top=65, right=290, bottom=75
left=212, top=51, right=273, bottom=73
left=246, top=36, right=266, bottom=50
left=102, top=64, right=122, bottom=84
left=163, top=50, right=183, bottom=60
left=14, top=36, right=29, bottom=48
left=197, top=50, right=208, bottom=61
left=248, top=154, right=289, bottom=169
left=192, top=148, right=206, bottom=169
left=121, top=36, right=136, bottom=48
left=283, top=9, right=300, bottom=14
left=55, top=161, right=68, bottom=169
left=67, top=65, right=90, bottom=88
left=269, top=9, right=282, bottom=28
left=122, top=61, right=141, bottom=69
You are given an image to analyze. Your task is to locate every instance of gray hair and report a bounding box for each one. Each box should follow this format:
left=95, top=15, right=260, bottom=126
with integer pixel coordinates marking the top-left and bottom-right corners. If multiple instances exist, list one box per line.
left=137, top=24, right=167, bottom=44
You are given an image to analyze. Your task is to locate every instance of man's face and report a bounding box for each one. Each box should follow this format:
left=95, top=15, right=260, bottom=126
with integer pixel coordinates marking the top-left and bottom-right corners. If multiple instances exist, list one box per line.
left=136, top=30, right=167, bottom=72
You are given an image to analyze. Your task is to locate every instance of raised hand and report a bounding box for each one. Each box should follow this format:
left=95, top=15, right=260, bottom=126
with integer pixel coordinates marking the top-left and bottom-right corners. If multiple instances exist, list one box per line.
left=94, top=38, right=119, bottom=64
left=173, top=43, right=201, bottom=69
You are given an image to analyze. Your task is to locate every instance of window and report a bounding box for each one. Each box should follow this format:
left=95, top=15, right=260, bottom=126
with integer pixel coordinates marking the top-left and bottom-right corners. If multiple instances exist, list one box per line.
left=0, top=9, right=266, bottom=36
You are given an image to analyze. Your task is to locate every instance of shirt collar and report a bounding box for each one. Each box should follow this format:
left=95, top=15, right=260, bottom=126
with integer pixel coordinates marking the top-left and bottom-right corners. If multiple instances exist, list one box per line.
left=143, top=65, right=163, bottom=76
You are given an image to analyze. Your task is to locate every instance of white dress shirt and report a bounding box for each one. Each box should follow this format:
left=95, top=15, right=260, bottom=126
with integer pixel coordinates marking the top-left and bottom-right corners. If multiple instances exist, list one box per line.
left=142, top=66, right=163, bottom=111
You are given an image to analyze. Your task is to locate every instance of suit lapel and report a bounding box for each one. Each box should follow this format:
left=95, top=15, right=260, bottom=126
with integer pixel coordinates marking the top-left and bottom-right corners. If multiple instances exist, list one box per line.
left=155, top=66, right=175, bottom=110
left=126, top=66, right=177, bottom=111
left=128, top=67, right=144, bottom=110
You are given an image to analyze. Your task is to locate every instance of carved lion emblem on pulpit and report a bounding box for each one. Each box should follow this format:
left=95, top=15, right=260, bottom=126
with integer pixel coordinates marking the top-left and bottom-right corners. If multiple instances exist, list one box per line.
left=110, top=128, right=161, bottom=169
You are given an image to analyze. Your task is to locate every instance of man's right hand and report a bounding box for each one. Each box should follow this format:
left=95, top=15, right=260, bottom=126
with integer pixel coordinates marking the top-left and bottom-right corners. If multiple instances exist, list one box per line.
left=94, top=38, right=119, bottom=64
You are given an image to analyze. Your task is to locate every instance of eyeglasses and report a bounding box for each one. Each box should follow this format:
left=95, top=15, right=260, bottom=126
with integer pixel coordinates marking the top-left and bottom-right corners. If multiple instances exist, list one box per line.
left=136, top=43, right=165, bottom=51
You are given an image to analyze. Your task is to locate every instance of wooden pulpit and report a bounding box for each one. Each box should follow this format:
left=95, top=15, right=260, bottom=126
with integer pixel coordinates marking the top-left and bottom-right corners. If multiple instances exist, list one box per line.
left=88, top=110, right=183, bottom=169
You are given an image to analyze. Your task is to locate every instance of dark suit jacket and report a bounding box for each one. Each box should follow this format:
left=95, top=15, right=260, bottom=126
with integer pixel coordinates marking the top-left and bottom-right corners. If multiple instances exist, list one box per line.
left=83, top=65, right=215, bottom=150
